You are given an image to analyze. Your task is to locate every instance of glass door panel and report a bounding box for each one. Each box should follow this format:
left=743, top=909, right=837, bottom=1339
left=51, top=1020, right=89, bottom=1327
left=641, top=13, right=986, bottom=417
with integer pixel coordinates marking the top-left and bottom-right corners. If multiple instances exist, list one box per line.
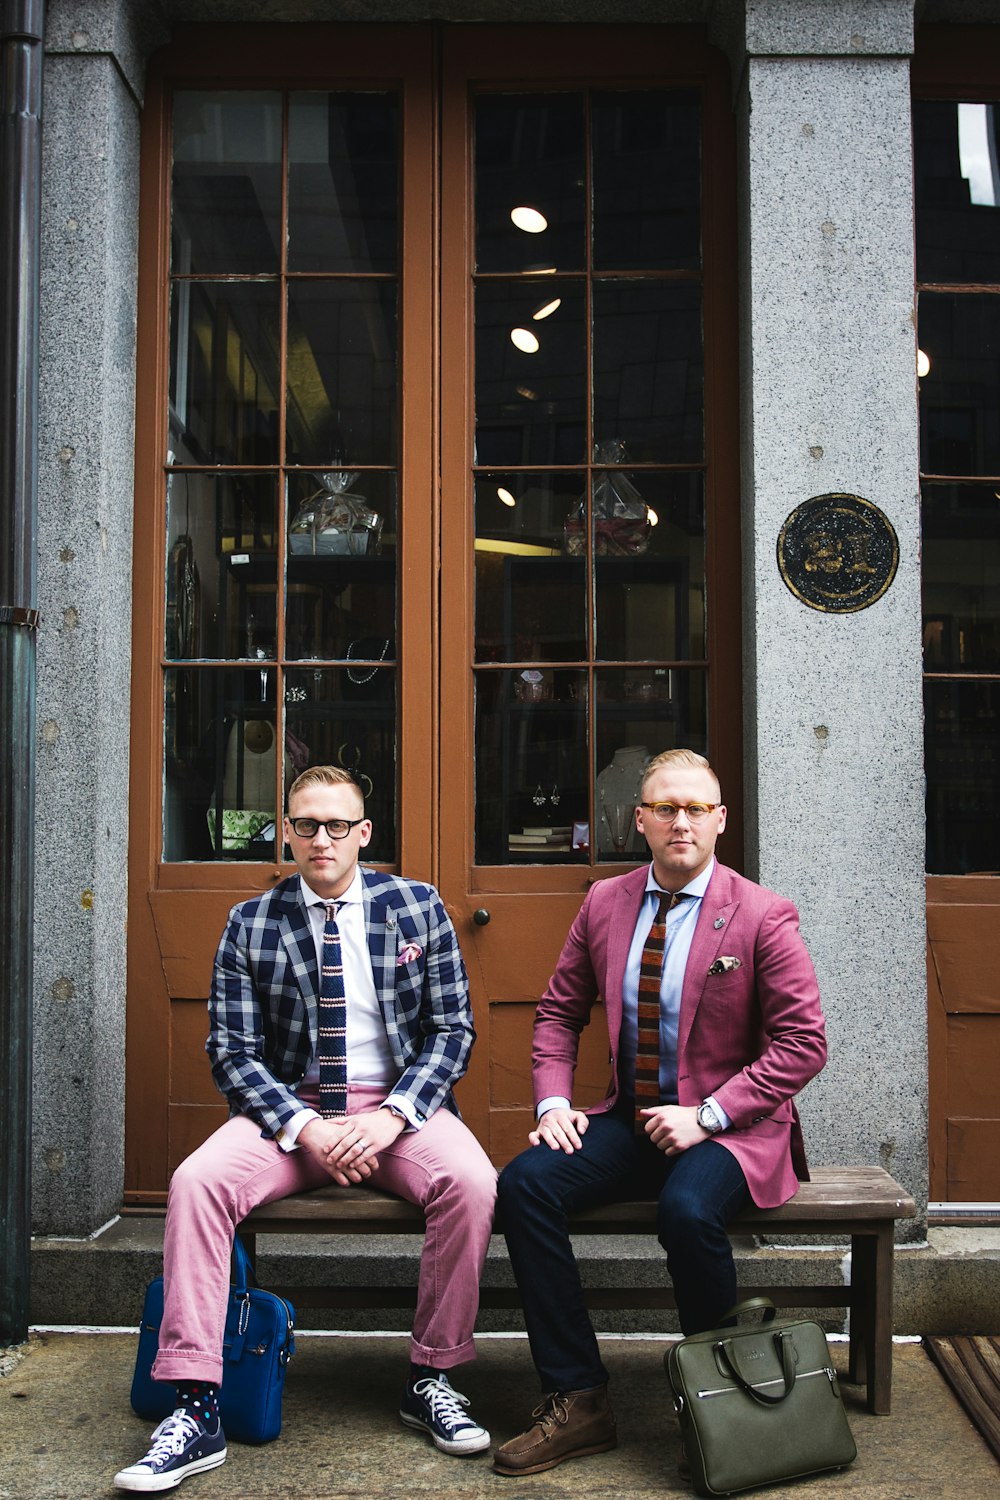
left=471, top=86, right=706, bottom=868
left=164, top=86, right=400, bottom=864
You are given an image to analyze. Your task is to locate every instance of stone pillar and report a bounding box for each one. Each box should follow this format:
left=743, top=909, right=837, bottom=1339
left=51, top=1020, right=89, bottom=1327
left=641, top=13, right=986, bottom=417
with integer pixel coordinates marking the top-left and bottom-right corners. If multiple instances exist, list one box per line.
left=32, top=1, right=164, bottom=1235
left=727, top=1, right=926, bottom=1227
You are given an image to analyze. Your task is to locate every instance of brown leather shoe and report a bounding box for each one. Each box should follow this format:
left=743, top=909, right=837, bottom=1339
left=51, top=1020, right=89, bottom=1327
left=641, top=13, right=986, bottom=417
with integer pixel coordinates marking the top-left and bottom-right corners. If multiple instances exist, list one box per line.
left=493, top=1386, right=617, bottom=1476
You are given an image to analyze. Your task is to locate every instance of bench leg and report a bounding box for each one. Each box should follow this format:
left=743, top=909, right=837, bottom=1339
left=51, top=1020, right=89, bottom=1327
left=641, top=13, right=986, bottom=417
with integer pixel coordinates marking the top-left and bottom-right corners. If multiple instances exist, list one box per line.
left=849, top=1228, right=894, bottom=1415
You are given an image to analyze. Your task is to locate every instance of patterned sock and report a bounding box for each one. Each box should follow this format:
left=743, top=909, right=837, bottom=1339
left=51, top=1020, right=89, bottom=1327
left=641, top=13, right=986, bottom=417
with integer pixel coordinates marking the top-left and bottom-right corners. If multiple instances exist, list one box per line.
left=174, top=1380, right=220, bottom=1429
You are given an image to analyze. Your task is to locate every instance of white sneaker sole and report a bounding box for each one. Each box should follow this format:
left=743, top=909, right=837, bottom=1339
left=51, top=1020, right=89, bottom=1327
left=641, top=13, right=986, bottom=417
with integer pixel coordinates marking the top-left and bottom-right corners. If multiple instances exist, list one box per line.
left=113, top=1447, right=227, bottom=1492
left=400, top=1410, right=491, bottom=1455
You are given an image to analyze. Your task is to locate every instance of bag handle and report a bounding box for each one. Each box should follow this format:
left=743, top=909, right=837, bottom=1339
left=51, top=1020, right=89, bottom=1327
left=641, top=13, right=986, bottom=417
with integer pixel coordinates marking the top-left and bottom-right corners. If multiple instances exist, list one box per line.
left=719, top=1296, right=777, bottom=1323
left=226, top=1232, right=256, bottom=1363
left=715, top=1329, right=798, bottom=1406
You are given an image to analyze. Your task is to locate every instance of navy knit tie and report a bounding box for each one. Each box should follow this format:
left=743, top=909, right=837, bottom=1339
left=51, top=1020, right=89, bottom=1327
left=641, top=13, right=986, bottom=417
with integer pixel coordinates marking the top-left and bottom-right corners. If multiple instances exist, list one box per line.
left=317, top=902, right=348, bottom=1118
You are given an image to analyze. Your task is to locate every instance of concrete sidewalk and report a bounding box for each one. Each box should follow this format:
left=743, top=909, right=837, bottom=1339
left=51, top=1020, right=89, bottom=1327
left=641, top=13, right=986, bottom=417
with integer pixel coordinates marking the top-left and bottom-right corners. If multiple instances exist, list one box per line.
left=1, top=1332, right=997, bottom=1500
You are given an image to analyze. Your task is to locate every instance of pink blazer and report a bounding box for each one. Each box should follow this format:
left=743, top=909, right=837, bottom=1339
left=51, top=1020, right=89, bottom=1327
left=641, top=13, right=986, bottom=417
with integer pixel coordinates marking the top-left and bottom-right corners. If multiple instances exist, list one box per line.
left=532, top=862, right=828, bottom=1208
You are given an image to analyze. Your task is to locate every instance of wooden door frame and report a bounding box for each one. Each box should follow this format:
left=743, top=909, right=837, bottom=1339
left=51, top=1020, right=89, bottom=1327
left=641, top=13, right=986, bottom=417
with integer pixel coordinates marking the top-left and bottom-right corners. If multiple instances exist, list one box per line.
left=126, top=26, right=438, bottom=1199
left=437, top=27, right=742, bottom=1150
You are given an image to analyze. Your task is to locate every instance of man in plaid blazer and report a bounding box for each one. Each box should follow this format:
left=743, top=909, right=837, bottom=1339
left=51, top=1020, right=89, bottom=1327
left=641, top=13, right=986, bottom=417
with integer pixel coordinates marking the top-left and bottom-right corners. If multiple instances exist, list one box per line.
left=115, top=767, right=496, bottom=1494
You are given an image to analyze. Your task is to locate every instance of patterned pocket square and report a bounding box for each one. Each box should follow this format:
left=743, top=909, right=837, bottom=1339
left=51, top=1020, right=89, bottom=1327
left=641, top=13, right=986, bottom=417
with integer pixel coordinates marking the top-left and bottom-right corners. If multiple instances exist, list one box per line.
left=708, top=956, right=741, bottom=975
left=396, top=942, right=423, bottom=966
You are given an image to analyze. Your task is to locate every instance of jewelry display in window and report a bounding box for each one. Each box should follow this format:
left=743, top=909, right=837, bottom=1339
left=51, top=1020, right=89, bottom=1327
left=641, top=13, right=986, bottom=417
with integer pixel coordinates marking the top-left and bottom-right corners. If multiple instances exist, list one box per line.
left=596, top=744, right=650, bottom=856
left=345, top=638, right=391, bottom=685
left=289, top=470, right=383, bottom=556
left=563, top=439, right=651, bottom=557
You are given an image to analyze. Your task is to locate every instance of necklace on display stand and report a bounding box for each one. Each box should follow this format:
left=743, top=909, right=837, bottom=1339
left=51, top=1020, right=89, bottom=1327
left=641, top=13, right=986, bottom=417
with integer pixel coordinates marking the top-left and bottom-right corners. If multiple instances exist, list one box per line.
left=346, top=638, right=390, bottom=685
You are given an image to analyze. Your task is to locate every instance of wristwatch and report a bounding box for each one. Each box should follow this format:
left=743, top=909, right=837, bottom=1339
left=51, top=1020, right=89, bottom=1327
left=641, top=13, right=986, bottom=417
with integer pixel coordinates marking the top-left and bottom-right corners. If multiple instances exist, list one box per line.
left=697, top=1101, right=724, bottom=1134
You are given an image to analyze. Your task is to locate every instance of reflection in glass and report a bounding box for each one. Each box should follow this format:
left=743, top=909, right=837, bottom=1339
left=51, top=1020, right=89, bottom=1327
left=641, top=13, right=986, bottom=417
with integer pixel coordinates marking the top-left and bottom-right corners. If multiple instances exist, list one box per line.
left=475, top=282, right=585, bottom=466
left=594, top=666, right=706, bottom=859
left=922, top=483, right=1000, bottom=673
left=596, top=472, right=705, bottom=661
left=164, top=668, right=283, bottom=861
left=475, top=94, right=585, bottom=274
left=288, top=93, right=398, bottom=274
left=285, top=472, right=396, bottom=659
left=593, top=283, right=703, bottom=463
left=925, top=679, right=1000, bottom=874
left=919, top=294, right=1000, bottom=477
left=283, top=668, right=395, bottom=863
left=915, top=101, right=1000, bottom=285
left=475, top=668, right=587, bottom=864
left=286, top=281, right=397, bottom=464
left=170, top=281, right=280, bottom=466
left=592, top=91, right=700, bottom=272
left=475, top=473, right=584, bottom=661
left=172, top=92, right=281, bottom=275
left=166, top=473, right=279, bottom=660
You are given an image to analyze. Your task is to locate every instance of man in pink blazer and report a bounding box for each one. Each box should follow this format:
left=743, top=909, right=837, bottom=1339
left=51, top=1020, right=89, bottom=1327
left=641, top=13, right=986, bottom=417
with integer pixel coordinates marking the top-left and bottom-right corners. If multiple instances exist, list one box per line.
left=494, top=749, right=827, bottom=1477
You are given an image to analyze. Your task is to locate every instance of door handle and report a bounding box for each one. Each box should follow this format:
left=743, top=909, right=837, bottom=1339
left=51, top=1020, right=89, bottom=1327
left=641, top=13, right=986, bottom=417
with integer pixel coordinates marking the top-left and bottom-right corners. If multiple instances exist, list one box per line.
left=472, top=908, right=491, bottom=926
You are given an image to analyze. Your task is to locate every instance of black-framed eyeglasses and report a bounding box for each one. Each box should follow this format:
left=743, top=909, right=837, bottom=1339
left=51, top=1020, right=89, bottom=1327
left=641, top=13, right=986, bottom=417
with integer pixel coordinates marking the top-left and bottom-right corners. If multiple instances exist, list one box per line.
left=287, top=817, right=365, bottom=840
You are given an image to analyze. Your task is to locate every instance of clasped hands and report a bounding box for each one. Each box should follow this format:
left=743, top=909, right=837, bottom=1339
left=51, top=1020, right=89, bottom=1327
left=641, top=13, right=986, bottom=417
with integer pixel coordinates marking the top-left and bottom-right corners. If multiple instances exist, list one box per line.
left=299, top=1107, right=405, bottom=1185
left=530, top=1104, right=709, bottom=1156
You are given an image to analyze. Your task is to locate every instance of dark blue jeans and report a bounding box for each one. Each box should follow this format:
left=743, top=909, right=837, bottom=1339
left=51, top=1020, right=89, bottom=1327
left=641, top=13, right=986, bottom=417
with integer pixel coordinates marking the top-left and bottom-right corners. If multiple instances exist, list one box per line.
left=498, top=1104, right=751, bottom=1392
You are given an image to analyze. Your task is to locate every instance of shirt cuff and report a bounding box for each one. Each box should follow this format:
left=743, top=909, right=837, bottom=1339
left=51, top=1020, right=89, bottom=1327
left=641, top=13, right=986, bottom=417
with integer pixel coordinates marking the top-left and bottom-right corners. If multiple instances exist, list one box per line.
left=276, top=1107, right=321, bottom=1151
left=536, top=1095, right=572, bottom=1120
left=704, top=1094, right=732, bottom=1131
left=382, top=1094, right=420, bottom=1131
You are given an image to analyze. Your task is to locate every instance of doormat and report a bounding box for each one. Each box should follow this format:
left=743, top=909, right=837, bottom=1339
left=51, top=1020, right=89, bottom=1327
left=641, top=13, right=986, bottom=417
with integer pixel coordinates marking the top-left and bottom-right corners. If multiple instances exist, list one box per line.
left=924, top=1336, right=1000, bottom=1462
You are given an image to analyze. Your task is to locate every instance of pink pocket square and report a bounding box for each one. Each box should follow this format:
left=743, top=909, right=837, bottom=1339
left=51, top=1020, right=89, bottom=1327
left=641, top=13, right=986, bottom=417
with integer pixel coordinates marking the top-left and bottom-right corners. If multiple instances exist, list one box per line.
left=397, top=942, right=423, bottom=966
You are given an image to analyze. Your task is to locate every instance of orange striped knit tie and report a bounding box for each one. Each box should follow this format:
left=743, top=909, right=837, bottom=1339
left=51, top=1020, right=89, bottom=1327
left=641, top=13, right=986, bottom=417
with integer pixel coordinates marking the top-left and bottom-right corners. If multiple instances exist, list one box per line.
left=634, top=892, right=682, bottom=1126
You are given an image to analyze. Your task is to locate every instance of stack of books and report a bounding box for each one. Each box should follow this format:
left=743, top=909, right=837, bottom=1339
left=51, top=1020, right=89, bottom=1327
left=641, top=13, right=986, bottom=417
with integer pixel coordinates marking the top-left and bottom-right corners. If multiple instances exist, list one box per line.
left=508, top=825, right=573, bottom=854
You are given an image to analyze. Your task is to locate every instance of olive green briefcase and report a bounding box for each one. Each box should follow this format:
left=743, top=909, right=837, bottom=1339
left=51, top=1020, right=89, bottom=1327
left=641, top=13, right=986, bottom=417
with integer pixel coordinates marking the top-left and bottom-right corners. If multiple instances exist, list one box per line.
left=665, top=1298, right=857, bottom=1497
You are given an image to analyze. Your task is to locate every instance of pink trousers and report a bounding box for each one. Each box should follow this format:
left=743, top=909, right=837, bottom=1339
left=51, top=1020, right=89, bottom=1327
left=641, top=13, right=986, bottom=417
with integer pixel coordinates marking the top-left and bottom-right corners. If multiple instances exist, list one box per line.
left=151, top=1087, right=498, bottom=1385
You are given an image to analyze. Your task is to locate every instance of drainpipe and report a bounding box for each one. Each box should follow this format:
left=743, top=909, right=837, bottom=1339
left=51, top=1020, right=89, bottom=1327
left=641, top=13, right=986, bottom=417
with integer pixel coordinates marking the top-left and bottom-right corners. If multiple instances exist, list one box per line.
left=0, top=0, right=44, bottom=1345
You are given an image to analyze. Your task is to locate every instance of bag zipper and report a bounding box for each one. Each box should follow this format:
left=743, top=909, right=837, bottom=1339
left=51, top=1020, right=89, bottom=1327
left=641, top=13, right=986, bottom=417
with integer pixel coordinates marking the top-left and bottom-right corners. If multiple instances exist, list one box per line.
left=695, top=1366, right=838, bottom=1399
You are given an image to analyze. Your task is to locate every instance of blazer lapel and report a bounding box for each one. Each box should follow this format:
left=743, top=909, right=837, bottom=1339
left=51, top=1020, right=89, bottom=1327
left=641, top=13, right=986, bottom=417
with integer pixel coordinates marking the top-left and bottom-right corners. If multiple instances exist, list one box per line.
left=604, top=867, right=649, bottom=1042
left=677, top=863, right=740, bottom=1059
left=277, top=881, right=320, bottom=1017
left=361, top=869, right=397, bottom=1024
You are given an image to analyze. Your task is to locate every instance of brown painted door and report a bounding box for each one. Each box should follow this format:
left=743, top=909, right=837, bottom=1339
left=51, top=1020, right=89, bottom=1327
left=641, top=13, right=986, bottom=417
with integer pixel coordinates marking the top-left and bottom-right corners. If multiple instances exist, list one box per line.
left=126, top=24, right=741, bottom=1198
left=437, top=30, right=742, bottom=1163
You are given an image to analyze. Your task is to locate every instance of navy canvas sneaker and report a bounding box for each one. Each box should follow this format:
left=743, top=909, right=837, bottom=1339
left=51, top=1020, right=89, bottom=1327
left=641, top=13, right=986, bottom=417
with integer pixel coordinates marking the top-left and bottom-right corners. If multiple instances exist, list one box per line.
left=400, top=1371, right=491, bottom=1455
left=113, top=1410, right=227, bottom=1492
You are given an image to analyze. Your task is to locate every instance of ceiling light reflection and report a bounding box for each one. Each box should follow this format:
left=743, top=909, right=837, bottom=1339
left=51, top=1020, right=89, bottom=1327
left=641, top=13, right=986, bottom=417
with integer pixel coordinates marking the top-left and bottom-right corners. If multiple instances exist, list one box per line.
left=532, top=297, right=561, bottom=321
left=917, top=348, right=931, bottom=378
left=511, top=206, right=548, bottom=234
left=497, top=487, right=516, bottom=507
left=647, top=508, right=659, bottom=527
left=511, top=327, right=539, bottom=353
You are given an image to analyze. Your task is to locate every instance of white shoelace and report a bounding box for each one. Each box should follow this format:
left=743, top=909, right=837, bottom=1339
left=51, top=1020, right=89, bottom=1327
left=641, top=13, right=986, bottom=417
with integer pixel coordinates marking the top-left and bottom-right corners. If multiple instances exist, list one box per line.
left=140, top=1411, right=203, bottom=1467
left=412, top=1376, right=477, bottom=1433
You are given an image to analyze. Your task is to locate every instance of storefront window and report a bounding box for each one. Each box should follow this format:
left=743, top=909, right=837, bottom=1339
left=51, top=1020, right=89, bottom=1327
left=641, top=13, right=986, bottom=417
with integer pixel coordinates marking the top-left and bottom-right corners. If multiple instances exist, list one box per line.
left=915, top=99, right=1000, bottom=874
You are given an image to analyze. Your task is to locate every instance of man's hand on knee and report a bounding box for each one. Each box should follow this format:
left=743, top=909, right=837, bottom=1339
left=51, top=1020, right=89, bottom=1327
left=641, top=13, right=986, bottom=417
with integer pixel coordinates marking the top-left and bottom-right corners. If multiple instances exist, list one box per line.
left=299, top=1117, right=373, bottom=1184
left=529, top=1107, right=590, bottom=1153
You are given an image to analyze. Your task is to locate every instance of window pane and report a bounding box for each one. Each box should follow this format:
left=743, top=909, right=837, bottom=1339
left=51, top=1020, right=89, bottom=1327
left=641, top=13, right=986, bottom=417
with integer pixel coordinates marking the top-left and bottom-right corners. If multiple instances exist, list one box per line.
left=594, top=668, right=707, bottom=860
left=593, top=283, right=703, bottom=463
left=474, top=472, right=585, bottom=662
left=925, top=679, right=1000, bottom=874
left=286, top=281, right=398, bottom=465
left=286, top=472, right=397, bottom=659
left=592, top=91, right=700, bottom=272
left=919, top=292, right=1000, bottom=476
left=288, top=92, right=399, bottom=274
left=475, top=281, right=586, bottom=466
left=172, top=92, right=281, bottom=274
left=915, top=100, right=1000, bottom=285
left=164, top=667, right=281, bottom=861
left=595, top=472, right=705, bottom=661
left=169, top=281, right=280, bottom=465
left=922, top=483, right=1000, bottom=673
left=475, top=94, right=585, bottom=274
left=284, top=667, right=396, bottom=863
left=166, top=473, right=280, bottom=661
left=475, top=668, right=588, bottom=865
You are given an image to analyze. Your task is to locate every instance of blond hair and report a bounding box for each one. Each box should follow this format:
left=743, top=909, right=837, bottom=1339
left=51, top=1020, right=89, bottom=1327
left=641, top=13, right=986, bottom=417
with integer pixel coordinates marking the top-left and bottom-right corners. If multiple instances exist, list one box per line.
left=286, top=765, right=365, bottom=811
left=641, top=748, right=720, bottom=798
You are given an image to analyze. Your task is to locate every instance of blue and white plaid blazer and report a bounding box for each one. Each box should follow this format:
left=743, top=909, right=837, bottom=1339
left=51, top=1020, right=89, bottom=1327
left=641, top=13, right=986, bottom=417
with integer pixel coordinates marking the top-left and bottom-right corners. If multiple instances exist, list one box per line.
left=207, top=868, right=473, bottom=1139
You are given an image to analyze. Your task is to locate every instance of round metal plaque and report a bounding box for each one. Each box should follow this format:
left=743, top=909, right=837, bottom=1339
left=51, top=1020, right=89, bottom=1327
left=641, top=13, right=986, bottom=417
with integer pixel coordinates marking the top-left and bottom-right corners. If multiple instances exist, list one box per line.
left=776, top=493, right=899, bottom=613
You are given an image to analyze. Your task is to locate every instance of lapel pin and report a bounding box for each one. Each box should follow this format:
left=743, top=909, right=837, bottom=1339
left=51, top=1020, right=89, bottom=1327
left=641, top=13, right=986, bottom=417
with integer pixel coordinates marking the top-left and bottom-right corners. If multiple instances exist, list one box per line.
left=714, top=917, right=725, bottom=929
left=386, top=912, right=397, bottom=931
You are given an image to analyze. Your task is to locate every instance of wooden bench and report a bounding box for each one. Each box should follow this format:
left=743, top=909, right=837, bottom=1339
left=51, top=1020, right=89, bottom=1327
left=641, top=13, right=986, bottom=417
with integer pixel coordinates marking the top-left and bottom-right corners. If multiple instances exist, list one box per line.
left=241, top=1164, right=915, bottom=1416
